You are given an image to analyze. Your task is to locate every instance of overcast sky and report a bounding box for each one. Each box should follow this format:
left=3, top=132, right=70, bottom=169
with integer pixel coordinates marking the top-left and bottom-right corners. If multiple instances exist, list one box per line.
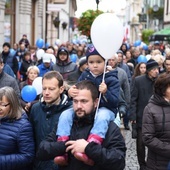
left=75, top=0, right=126, bottom=17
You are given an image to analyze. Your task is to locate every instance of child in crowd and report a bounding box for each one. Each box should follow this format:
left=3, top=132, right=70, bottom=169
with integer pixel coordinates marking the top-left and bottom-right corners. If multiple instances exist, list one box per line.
left=55, top=45, right=120, bottom=166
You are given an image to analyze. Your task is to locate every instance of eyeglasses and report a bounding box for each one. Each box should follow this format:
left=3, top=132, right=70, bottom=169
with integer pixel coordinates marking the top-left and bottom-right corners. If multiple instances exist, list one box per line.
left=0, top=103, right=10, bottom=107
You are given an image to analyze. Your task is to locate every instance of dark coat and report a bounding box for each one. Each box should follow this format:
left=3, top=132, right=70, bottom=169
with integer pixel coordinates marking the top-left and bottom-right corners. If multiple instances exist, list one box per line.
left=0, top=113, right=35, bottom=170
left=142, top=94, right=170, bottom=170
left=0, top=71, right=20, bottom=98
left=19, top=59, right=34, bottom=81
left=78, top=68, right=120, bottom=114
left=36, top=113, right=126, bottom=170
left=129, top=74, right=156, bottom=128
left=52, top=61, right=77, bottom=80
left=1, top=50, right=18, bottom=75
left=66, top=68, right=82, bottom=86
left=30, top=94, right=72, bottom=170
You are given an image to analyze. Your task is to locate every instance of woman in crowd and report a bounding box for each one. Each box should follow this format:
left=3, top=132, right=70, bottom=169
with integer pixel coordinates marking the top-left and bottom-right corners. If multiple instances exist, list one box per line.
left=19, top=65, right=40, bottom=114
left=0, top=86, right=35, bottom=170
left=142, top=73, right=170, bottom=170
left=19, top=51, right=34, bottom=81
left=132, top=62, right=146, bottom=79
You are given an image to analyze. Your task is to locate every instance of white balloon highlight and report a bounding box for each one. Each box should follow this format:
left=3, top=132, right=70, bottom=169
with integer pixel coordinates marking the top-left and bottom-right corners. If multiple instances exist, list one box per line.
left=91, top=13, right=124, bottom=60
left=32, top=77, right=43, bottom=95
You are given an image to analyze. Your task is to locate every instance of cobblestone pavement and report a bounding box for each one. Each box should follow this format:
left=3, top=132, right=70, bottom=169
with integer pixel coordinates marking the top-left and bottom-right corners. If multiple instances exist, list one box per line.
left=120, top=124, right=140, bottom=170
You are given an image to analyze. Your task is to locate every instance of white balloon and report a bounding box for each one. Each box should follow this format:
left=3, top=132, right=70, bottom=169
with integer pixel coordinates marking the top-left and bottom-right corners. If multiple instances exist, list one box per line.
left=49, top=54, right=56, bottom=64
left=91, top=13, right=124, bottom=60
left=36, top=49, right=45, bottom=61
left=146, top=54, right=151, bottom=61
left=32, top=77, right=42, bottom=95
left=55, top=39, right=61, bottom=46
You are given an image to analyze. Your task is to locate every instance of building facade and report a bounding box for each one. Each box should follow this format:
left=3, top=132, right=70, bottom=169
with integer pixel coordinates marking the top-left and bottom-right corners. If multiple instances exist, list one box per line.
left=164, top=0, right=170, bottom=28
left=0, top=0, right=77, bottom=51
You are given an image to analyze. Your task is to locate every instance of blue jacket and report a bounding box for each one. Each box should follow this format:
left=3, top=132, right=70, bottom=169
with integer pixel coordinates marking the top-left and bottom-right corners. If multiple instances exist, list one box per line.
left=0, top=113, right=35, bottom=170
left=38, top=63, right=53, bottom=77
left=78, top=68, right=120, bottom=114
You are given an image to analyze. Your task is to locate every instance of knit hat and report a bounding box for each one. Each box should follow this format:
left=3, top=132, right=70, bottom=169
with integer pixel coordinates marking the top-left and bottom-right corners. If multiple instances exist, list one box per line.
left=58, top=47, right=69, bottom=55
left=146, top=59, right=159, bottom=71
left=79, top=56, right=87, bottom=67
left=3, top=42, right=11, bottom=49
left=85, top=45, right=102, bottom=60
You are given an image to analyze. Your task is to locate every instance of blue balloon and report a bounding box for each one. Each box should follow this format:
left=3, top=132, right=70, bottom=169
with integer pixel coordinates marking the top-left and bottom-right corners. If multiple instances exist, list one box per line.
left=134, top=40, right=141, bottom=47
left=21, top=85, right=37, bottom=102
left=36, top=38, right=45, bottom=48
left=137, top=55, right=147, bottom=63
left=143, top=45, right=148, bottom=50
left=45, top=42, right=50, bottom=48
left=70, top=54, right=77, bottom=63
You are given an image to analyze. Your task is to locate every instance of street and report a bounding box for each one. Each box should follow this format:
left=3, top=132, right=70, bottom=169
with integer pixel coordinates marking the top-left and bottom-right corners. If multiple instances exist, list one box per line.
left=120, top=124, right=140, bottom=170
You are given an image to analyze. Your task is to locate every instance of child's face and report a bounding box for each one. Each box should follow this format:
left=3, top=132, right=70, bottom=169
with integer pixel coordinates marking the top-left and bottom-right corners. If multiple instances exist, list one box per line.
left=88, top=55, right=105, bottom=76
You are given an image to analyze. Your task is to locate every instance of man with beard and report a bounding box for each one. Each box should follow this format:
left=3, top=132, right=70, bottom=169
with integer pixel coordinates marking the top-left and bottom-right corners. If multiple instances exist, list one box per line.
left=36, top=80, right=126, bottom=170
left=30, top=71, right=72, bottom=170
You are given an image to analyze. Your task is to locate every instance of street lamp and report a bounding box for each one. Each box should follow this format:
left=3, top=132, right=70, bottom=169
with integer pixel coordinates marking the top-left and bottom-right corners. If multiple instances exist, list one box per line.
left=96, top=0, right=100, bottom=10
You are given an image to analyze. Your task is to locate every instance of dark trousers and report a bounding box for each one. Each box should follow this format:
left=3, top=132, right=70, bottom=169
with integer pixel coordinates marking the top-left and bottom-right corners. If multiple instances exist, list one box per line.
left=123, top=109, right=130, bottom=127
left=136, top=128, right=146, bottom=170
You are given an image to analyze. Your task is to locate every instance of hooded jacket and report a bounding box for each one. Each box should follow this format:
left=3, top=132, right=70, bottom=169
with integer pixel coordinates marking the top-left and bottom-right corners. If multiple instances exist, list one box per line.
left=52, top=47, right=77, bottom=80
left=142, top=94, right=170, bottom=170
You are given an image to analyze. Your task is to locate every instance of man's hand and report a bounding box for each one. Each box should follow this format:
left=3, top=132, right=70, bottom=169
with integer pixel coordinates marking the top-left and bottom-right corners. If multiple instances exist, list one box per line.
left=65, top=139, right=89, bottom=154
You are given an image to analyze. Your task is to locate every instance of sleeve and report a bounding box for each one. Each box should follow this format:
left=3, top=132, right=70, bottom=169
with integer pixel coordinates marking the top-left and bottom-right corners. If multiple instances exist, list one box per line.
left=10, top=78, right=21, bottom=98
left=36, top=128, right=66, bottom=161
left=85, top=123, right=126, bottom=170
left=129, top=78, right=138, bottom=121
left=121, top=72, right=131, bottom=106
left=142, top=105, right=170, bottom=159
left=100, top=75, right=120, bottom=110
left=19, top=63, right=26, bottom=76
left=12, top=56, right=19, bottom=75
left=0, top=119, right=35, bottom=169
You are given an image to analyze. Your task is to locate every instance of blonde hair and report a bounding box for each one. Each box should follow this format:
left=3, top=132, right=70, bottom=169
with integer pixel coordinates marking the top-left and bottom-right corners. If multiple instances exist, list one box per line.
left=0, top=87, right=23, bottom=119
left=151, top=49, right=161, bottom=56
left=151, top=54, right=164, bottom=66
left=27, top=65, right=40, bottom=75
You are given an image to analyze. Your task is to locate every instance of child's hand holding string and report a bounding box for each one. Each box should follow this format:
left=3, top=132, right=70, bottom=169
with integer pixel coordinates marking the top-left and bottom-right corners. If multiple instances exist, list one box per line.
left=99, top=82, right=107, bottom=94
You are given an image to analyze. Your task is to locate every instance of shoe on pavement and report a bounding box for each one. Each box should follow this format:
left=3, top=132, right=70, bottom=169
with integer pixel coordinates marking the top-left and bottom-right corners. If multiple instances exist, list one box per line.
left=74, top=152, right=94, bottom=166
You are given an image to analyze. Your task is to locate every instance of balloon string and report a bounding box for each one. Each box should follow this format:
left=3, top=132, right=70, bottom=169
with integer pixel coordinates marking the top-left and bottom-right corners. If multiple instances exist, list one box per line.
left=95, top=59, right=108, bottom=119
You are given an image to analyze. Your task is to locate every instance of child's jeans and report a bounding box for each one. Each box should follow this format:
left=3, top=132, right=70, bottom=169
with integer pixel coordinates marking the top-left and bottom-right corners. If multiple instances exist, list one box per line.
left=56, top=107, right=115, bottom=139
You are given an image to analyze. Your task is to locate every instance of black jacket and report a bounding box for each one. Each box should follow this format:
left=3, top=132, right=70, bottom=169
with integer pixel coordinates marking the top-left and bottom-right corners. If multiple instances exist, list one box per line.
left=142, top=94, right=170, bottom=170
left=129, top=74, right=156, bottom=128
left=36, top=113, right=126, bottom=170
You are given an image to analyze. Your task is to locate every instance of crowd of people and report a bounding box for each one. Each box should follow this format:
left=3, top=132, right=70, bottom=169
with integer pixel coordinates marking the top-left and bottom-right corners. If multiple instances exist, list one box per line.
left=0, top=35, right=170, bottom=170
